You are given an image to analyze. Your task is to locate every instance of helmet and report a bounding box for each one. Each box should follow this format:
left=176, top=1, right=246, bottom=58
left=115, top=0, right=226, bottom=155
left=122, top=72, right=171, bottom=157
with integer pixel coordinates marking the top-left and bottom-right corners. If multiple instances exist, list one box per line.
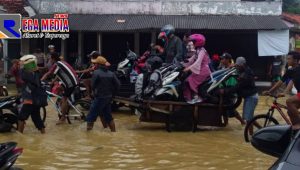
left=87, top=51, right=101, bottom=59
left=146, top=56, right=163, bottom=71
left=158, top=31, right=167, bottom=40
left=20, top=55, right=37, bottom=71
left=160, top=24, right=175, bottom=37
left=220, top=53, right=232, bottom=60
left=189, top=34, right=206, bottom=48
left=48, top=44, right=55, bottom=49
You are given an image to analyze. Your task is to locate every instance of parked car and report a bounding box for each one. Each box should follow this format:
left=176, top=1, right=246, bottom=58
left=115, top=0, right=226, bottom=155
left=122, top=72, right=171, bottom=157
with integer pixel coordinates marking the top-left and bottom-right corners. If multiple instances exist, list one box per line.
left=250, top=125, right=300, bottom=170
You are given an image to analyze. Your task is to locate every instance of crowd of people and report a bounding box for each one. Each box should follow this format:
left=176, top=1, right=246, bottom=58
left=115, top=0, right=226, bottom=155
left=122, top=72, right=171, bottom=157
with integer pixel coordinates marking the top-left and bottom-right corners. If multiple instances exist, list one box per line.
left=4, top=24, right=300, bottom=134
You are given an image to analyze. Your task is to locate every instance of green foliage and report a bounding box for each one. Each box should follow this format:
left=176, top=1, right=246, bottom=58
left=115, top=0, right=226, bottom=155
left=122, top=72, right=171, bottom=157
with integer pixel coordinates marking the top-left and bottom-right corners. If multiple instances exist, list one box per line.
left=286, top=7, right=300, bottom=14
left=283, top=0, right=300, bottom=14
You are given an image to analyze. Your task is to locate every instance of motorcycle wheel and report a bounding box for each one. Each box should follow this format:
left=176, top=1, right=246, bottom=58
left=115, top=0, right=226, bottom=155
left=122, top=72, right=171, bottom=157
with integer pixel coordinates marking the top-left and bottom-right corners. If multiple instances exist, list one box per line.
left=2, top=113, right=18, bottom=129
left=0, top=88, right=8, bottom=96
left=228, top=96, right=242, bottom=109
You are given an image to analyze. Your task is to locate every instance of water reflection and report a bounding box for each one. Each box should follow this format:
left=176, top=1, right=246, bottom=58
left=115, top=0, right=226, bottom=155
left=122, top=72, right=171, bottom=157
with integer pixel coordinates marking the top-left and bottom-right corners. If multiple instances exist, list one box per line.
left=0, top=97, right=276, bottom=170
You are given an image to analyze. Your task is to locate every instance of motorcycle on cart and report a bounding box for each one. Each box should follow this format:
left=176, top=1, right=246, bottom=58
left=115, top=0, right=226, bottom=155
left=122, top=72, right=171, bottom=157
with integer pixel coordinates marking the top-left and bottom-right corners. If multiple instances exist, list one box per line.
left=113, top=49, right=148, bottom=111
left=113, top=62, right=242, bottom=132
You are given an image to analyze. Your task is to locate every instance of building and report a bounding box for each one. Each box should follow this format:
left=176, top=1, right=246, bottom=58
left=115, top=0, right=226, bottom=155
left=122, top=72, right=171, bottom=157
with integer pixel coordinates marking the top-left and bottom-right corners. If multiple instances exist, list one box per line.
left=2, top=0, right=290, bottom=80
left=282, top=12, right=300, bottom=52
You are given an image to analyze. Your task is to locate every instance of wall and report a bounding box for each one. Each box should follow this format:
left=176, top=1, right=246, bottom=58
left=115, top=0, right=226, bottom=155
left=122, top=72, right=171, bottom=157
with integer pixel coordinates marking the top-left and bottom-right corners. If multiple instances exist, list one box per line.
left=28, top=0, right=282, bottom=15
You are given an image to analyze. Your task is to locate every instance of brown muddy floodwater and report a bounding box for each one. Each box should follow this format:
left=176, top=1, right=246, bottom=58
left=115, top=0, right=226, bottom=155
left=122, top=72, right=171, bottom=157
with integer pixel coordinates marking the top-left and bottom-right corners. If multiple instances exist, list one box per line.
left=0, top=96, right=281, bottom=170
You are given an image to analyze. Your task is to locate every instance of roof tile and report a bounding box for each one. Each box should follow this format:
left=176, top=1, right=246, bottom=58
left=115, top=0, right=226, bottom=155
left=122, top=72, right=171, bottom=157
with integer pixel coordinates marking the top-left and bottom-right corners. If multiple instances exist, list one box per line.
left=33, top=14, right=288, bottom=31
left=282, top=12, right=300, bottom=25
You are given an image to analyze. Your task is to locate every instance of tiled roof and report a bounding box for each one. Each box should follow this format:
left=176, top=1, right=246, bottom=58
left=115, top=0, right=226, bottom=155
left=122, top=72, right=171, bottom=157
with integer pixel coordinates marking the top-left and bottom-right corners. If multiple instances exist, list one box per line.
left=33, top=14, right=288, bottom=31
left=282, top=12, right=300, bottom=25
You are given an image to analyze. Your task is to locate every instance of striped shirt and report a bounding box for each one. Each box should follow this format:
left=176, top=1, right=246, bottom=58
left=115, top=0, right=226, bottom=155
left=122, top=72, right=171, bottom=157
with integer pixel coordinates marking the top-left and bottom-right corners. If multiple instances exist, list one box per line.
left=49, top=61, right=78, bottom=88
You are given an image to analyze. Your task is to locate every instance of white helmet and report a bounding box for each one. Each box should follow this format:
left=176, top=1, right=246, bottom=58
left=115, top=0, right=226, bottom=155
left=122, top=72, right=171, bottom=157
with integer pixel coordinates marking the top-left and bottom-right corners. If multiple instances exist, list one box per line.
left=48, top=44, right=55, bottom=49
left=20, top=55, right=37, bottom=71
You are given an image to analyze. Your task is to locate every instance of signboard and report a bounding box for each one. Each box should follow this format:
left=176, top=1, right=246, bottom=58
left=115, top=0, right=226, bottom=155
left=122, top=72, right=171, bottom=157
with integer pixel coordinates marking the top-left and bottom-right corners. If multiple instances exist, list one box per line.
left=0, top=13, right=69, bottom=40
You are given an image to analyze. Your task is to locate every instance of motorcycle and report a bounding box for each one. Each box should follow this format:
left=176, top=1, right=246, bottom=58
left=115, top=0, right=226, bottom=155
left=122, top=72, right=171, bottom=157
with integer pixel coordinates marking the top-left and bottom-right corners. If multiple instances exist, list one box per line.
left=116, top=49, right=139, bottom=84
left=147, top=65, right=241, bottom=105
left=0, top=142, right=23, bottom=170
left=199, top=67, right=242, bottom=107
left=0, top=96, right=21, bottom=132
left=0, top=95, right=47, bottom=132
left=250, top=125, right=300, bottom=170
left=152, top=64, right=183, bottom=101
left=113, top=50, right=138, bottom=100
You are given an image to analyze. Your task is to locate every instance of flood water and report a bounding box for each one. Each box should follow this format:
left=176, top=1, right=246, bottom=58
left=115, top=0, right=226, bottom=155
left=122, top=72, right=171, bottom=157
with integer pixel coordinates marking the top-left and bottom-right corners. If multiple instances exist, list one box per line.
left=0, top=95, right=279, bottom=170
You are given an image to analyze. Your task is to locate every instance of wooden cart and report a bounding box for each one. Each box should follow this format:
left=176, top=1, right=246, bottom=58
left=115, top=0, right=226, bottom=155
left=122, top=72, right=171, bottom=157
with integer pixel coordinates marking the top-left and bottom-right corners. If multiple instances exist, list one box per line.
left=113, top=96, right=241, bottom=132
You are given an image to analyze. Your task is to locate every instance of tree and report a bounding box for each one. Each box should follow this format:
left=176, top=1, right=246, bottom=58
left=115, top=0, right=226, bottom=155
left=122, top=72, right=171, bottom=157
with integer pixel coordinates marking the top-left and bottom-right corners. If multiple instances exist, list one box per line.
left=283, top=0, right=300, bottom=14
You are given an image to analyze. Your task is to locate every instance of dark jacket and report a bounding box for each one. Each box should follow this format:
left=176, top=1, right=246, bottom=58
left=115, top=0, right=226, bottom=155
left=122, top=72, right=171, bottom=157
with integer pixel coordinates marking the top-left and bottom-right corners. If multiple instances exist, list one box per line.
left=21, top=70, right=42, bottom=101
left=225, top=66, right=257, bottom=98
left=163, top=35, right=183, bottom=63
left=92, top=66, right=120, bottom=98
left=182, top=43, right=187, bottom=60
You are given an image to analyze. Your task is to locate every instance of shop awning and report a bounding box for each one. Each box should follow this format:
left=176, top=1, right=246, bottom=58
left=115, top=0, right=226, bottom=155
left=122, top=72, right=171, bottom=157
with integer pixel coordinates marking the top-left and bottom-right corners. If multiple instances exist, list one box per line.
left=32, top=14, right=288, bottom=31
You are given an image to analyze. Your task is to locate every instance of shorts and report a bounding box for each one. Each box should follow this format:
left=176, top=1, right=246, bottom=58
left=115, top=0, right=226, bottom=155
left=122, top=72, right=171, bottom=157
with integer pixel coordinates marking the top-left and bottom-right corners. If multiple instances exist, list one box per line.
left=86, top=97, right=113, bottom=123
left=18, top=104, right=45, bottom=130
left=63, top=86, right=76, bottom=98
left=243, top=93, right=258, bottom=122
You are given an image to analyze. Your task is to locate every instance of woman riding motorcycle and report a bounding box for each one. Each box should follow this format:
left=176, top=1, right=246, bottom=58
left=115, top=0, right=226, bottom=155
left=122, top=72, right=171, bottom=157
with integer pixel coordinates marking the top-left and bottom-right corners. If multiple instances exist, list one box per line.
left=182, top=34, right=211, bottom=104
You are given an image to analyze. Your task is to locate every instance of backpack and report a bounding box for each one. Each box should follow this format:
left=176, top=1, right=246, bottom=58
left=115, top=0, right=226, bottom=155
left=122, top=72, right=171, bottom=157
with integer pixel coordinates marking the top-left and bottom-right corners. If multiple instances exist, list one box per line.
left=31, top=72, right=48, bottom=107
left=32, top=86, right=48, bottom=107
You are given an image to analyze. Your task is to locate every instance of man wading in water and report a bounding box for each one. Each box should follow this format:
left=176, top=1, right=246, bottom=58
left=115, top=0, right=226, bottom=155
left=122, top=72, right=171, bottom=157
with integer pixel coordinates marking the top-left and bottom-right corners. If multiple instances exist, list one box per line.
left=86, top=56, right=120, bottom=132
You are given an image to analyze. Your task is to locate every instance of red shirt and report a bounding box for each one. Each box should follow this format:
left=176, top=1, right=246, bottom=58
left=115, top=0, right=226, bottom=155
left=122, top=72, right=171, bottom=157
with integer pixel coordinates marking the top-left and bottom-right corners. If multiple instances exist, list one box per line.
left=9, top=65, right=23, bottom=87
